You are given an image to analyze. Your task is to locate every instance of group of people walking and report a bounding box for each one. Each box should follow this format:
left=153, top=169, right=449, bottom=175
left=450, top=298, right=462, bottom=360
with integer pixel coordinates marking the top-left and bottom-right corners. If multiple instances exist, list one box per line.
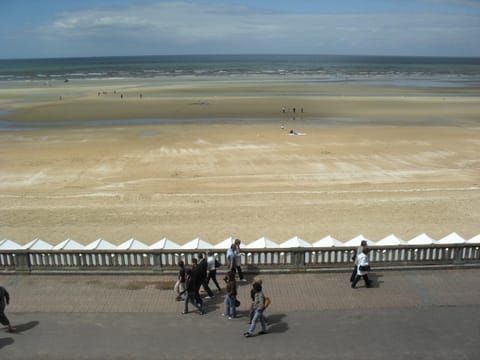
left=172, top=237, right=373, bottom=337
left=177, top=252, right=214, bottom=315
left=173, top=238, right=270, bottom=338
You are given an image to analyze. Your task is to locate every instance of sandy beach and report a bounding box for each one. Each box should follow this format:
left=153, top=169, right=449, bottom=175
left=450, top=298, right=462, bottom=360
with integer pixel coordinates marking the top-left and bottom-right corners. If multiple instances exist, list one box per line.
left=0, top=78, right=479, bottom=246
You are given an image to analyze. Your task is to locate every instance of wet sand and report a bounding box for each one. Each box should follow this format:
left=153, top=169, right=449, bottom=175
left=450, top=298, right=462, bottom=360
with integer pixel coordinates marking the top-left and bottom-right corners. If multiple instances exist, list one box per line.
left=0, top=78, right=479, bottom=245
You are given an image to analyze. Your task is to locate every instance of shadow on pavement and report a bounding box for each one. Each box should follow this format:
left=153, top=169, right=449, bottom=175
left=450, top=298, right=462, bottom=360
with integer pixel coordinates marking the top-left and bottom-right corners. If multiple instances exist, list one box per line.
left=266, top=313, right=288, bottom=334
left=369, top=273, right=384, bottom=288
left=0, top=336, right=14, bottom=349
left=14, top=321, right=40, bottom=333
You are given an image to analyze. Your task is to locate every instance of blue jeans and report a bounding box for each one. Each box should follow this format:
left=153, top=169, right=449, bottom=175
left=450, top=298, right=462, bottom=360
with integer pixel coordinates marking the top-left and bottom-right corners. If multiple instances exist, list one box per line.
left=184, top=292, right=202, bottom=313
left=224, top=296, right=236, bottom=318
left=248, top=310, right=267, bottom=334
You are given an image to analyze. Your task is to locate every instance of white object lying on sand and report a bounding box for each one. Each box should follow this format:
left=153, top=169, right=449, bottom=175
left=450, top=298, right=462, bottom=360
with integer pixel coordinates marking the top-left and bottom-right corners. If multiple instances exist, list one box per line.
left=288, top=131, right=306, bottom=136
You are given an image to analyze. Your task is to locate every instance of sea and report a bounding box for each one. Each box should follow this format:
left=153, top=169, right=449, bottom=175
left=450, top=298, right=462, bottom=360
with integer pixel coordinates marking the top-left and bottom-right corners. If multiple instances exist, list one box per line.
left=1, top=54, right=480, bottom=88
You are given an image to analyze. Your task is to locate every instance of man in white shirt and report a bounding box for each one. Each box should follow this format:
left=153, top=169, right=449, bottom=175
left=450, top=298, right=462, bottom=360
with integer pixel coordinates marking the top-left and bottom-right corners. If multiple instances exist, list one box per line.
left=350, top=240, right=367, bottom=282
left=206, top=251, right=222, bottom=292
left=351, top=248, right=372, bottom=289
left=226, top=244, right=236, bottom=272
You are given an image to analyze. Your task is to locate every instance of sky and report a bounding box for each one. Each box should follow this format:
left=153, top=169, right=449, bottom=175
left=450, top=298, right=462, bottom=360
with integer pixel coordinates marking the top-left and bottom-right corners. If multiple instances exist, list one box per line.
left=1, top=0, right=480, bottom=59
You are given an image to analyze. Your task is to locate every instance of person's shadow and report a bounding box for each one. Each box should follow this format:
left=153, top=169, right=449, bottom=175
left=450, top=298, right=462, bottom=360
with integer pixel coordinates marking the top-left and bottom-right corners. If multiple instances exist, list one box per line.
left=0, top=320, right=40, bottom=348
left=265, top=313, right=288, bottom=334
left=11, top=321, right=40, bottom=334
left=368, top=273, right=384, bottom=288
left=0, top=337, right=14, bottom=349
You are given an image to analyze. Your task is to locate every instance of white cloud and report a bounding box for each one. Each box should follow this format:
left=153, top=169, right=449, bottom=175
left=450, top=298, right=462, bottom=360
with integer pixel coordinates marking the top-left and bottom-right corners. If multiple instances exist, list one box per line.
left=30, top=1, right=480, bottom=56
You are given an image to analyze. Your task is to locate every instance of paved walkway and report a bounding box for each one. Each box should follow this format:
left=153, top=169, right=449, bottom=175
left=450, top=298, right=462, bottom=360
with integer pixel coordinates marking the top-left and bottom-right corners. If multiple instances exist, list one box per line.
left=1, top=268, right=479, bottom=359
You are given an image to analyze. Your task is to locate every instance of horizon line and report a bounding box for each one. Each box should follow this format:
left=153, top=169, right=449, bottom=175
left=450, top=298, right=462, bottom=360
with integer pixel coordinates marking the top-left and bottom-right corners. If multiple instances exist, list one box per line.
left=2, top=53, right=480, bottom=62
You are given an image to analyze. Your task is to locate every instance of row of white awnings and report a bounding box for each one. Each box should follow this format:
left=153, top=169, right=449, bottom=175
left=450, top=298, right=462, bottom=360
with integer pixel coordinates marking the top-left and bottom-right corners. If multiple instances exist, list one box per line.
left=1, top=232, right=479, bottom=251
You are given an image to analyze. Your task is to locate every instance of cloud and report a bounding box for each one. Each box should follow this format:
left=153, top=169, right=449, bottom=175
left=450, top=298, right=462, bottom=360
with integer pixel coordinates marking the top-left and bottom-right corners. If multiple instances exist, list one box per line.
left=26, top=1, right=480, bottom=56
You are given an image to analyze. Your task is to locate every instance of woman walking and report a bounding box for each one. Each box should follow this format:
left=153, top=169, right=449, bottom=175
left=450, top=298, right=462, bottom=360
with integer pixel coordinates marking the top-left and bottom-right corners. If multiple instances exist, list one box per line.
left=223, top=271, right=237, bottom=319
left=244, top=280, right=267, bottom=337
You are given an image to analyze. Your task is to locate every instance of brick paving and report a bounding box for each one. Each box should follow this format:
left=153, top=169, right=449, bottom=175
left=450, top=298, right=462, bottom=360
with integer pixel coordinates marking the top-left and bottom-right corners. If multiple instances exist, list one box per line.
left=1, top=268, right=479, bottom=313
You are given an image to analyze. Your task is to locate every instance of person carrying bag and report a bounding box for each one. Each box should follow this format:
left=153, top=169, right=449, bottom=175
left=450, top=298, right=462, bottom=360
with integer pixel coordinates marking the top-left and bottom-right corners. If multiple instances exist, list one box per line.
left=351, top=248, right=372, bottom=289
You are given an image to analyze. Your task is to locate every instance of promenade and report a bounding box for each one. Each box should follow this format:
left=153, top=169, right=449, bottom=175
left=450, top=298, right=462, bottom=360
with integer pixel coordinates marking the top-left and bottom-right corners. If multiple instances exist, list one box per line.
left=1, top=268, right=479, bottom=359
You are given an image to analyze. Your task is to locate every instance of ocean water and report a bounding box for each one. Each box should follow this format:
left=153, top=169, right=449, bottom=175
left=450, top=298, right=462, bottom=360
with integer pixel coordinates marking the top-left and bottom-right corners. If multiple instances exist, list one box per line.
left=1, top=54, right=480, bottom=87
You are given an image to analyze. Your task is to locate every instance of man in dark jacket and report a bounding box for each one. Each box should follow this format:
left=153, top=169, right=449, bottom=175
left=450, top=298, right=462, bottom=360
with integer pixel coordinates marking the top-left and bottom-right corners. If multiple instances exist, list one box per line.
left=195, top=253, right=214, bottom=299
left=183, top=268, right=205, bottom=315
left=0, top=286, right=16, bottom=332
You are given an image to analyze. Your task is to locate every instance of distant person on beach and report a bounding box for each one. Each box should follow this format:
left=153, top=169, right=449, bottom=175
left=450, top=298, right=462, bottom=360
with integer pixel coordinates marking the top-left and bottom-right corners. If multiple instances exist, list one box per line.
left=207, top=251, right=222, bottom=292
left=174, top=260, right=186, bottom=301
left=0, top=286, right=15, bottom=333
left=351, top=247, right=372, bottom=289
left=350, top=240, right=368, bottom=282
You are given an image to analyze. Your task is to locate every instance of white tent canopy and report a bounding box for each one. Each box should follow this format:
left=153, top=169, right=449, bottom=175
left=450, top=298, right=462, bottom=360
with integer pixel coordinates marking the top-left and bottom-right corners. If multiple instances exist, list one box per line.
left=279, top=236, right=312, bottom=248
left=117, top=238, right=149, bottom=250
left=0, top=239, right=21, bottom=250
left=3, top=232, right=475, bottom=251
left=467, top=234, right=480, bottom=244
left=408, top=233, right=436, bottom=245
left=85, top=238, right=116, bottom=250
left=214, top=237, right=236, bottom=249
left=376, top=234, right=406, bottom=246
left=149, top=237, right=181, bottom=250
left=53, top=238, right=85, bottom=250
left=436, top=232, right=466, bottom=244
left=244, top=237, right=279, bottom=249
left=181, top=237, right=213, bottom=250
left=22, top=238, right=53, bottom=250
left=341, top=235, right=375, bottom=247
left=280, top=236, right=312, bottom=248
left=313, top=235, right=343, bottom=247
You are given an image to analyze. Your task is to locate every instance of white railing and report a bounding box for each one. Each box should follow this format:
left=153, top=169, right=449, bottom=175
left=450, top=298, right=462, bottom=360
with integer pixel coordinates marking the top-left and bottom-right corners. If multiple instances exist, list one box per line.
left=1, top=244, right=480, bottom=273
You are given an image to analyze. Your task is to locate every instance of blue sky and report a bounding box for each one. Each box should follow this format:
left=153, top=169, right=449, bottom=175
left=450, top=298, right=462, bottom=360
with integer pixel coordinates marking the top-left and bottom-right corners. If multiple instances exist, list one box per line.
left=1, top=0, right=480, bottom=59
